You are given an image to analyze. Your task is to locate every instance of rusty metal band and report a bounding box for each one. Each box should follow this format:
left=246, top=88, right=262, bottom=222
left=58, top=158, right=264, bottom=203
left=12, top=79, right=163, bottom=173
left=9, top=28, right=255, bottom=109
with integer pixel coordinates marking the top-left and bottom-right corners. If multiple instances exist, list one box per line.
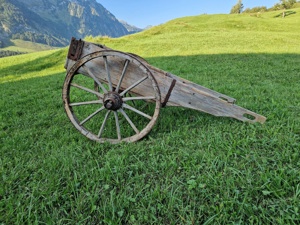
left=162, top=79, right=177, bottom=107
left=67, top=37, right=84, bottom=61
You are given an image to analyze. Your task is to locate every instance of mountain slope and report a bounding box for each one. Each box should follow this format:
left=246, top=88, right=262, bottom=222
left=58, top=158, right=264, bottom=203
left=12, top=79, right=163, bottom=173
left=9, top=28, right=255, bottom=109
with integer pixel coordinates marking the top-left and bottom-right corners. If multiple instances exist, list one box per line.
left=119, top=20, right=143, bottom=34
left=0, top=0, right=132, bottom=47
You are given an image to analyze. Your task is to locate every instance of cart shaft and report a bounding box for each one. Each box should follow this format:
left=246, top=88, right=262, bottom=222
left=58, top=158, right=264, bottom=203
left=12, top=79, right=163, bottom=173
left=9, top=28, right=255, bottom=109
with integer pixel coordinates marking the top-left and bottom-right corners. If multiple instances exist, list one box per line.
left=147, top=66, right=266, bottom=123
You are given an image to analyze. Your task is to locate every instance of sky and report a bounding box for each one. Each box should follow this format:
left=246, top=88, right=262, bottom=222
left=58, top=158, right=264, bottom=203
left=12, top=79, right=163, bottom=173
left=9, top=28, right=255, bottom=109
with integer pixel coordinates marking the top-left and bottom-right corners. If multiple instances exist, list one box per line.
left=96, top=0, right=280, bottom=28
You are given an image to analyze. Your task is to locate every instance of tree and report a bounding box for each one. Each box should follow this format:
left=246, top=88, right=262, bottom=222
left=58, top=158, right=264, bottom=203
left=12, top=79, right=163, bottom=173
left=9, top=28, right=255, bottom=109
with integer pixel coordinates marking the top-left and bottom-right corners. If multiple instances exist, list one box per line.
left=243, top=6, right=267, bottom=14
left=230, top=0, right=244, bottom=14
left=280, top=0, right=296, bottom=17
left=280, top=0, right=296, bottom=9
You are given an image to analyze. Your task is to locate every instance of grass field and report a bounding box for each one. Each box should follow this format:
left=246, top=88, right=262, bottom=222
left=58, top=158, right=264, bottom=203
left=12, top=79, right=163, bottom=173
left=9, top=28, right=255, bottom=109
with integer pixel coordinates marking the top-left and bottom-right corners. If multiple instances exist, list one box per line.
left=1, top=9, right=300, bottom=224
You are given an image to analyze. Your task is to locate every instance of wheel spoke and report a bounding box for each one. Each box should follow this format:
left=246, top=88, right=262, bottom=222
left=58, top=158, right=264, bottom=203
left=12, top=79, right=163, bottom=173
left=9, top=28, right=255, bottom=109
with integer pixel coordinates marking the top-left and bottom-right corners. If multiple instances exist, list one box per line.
left=98, top=110, right=112, bottom=138
left=116, top=59, right=130, bottom=93
left=71, top=83, right=103, bottom=99
left=119, top=108, right=140, bottom=134
left=122, top=96, right=156, bottom=102
left=94, top=82, right=102, bottom=100
left=70, top=100, right=103, bottom=106
left=94, top=81, right=100, bottom=92
left=80, top=106, right=105, bottom=126
left=104, top=56, right=113, bottom=91
left=83, top=65, right=108, bottom=93
left=114, top=111, right=121, bottom=140
left=120, top=76, right=148, bottom=96
left=123, top=103, right=152, bottom=120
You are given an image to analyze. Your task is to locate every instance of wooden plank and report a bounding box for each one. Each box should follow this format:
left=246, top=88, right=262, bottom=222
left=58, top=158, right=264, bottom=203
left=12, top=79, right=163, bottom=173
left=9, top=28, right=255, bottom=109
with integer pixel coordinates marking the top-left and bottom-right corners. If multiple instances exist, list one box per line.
left=167, top=80, right=266, bottom=123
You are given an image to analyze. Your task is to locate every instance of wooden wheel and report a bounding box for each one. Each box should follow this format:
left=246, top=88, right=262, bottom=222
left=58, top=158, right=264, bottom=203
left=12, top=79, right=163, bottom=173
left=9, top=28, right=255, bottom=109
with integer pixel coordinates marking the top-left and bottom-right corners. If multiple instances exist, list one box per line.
left=62, top=50, right=161, bottom=143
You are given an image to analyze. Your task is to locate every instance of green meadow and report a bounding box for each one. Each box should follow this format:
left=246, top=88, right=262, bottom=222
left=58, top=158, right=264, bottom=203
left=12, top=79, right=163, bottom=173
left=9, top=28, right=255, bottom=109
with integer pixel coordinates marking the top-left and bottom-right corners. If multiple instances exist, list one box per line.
left=1, top=9, right=300, bottom=224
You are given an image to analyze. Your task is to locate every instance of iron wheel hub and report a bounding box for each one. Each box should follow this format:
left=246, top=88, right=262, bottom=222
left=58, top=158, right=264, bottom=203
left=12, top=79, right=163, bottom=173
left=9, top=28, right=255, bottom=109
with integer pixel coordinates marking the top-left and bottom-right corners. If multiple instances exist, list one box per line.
left=103, top=91, right=123, bottom=111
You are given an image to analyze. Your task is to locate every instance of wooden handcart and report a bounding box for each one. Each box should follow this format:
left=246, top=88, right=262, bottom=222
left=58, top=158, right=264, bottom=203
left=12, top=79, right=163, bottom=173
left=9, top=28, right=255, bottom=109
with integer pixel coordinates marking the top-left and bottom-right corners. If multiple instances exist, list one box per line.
left=63, top=38, right=266, bottom=143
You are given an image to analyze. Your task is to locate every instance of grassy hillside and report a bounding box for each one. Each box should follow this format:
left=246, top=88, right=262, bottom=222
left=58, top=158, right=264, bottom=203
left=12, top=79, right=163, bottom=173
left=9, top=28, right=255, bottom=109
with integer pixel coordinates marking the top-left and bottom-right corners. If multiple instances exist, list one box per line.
left=1, top=10, right=299, bottom=224
left=0, top=39, right=58, bottom=53
left=86, top=8, right=300, bottom=56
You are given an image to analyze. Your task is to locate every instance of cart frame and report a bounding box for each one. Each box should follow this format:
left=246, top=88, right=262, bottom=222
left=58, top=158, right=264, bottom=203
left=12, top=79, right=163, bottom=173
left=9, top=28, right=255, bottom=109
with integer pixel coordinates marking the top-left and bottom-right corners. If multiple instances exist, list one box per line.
left=63, top=38, right=266, bottom=143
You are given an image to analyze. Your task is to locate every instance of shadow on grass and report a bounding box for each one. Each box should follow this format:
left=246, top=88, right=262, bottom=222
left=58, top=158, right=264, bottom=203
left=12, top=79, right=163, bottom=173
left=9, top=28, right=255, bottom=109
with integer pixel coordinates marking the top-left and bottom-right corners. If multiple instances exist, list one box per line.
left=274, top=10, right=297, bottom=17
